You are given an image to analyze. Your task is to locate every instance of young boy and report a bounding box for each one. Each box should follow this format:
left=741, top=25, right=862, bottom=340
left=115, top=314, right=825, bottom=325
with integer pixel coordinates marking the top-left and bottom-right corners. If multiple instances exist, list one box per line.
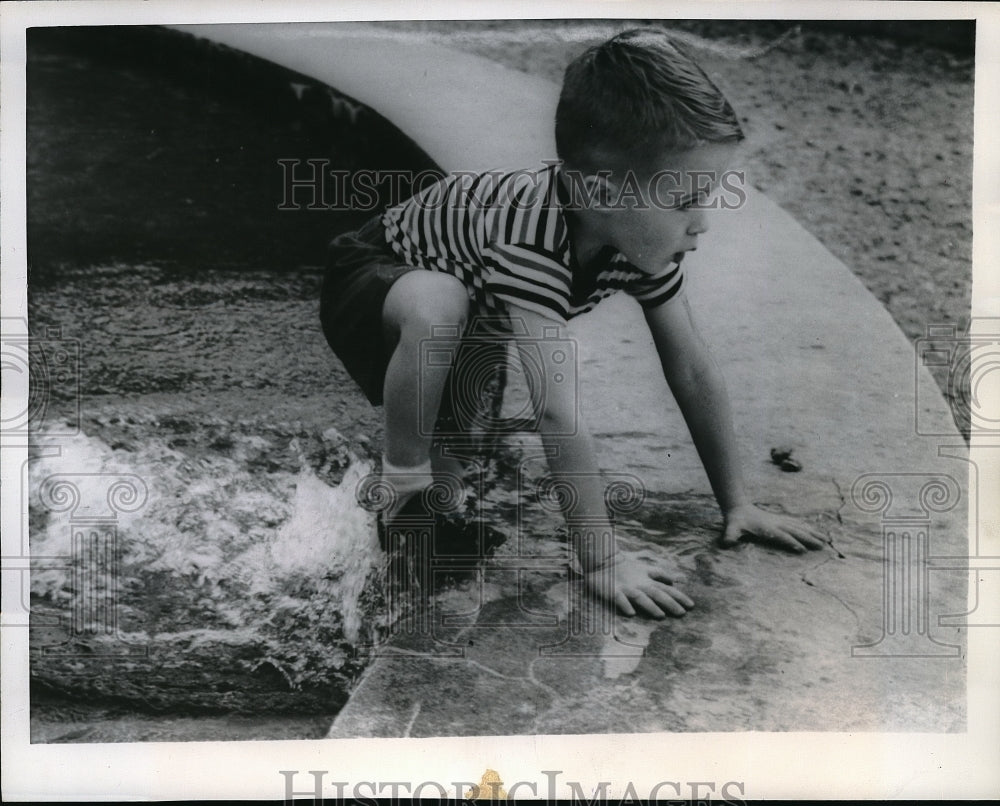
left=320, top=28, right=825, bottom=619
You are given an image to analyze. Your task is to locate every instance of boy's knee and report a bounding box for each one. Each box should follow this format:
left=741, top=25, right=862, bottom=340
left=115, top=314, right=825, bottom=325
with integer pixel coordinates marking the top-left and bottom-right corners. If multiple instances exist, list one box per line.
left=385, top=271, right=469, bottom=336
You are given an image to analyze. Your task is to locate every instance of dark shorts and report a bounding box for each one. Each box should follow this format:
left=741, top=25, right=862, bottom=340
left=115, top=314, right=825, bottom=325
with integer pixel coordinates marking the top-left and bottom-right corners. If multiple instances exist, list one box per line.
left=319, top=216, right=508, bottom=445
left=319, top=214, right=416, bottom=405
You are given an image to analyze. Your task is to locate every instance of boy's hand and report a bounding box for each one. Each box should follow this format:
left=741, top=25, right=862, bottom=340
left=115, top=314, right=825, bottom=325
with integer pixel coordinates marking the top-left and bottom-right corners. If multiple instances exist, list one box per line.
left=584, top=556, right=695, bottom=619
left=721, top=503, right=826, bottom=553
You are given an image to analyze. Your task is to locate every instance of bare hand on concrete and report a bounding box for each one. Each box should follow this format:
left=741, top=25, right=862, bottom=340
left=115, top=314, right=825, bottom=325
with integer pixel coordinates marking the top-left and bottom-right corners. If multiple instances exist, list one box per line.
left=586, top=557, right=696, bottom=619
left=720, top=503, right=827, bottom=553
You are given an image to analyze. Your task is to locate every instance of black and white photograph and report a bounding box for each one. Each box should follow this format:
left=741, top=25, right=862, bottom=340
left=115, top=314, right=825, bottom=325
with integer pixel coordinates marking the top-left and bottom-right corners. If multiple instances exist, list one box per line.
left=2, top=0, right=998, bottom=800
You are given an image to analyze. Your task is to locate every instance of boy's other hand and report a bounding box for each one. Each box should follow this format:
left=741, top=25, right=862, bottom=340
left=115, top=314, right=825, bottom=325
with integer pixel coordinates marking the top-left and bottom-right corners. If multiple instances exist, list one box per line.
left=721, top=503, right=826, bottom=553
left=585, top=556, right=695, bottom=619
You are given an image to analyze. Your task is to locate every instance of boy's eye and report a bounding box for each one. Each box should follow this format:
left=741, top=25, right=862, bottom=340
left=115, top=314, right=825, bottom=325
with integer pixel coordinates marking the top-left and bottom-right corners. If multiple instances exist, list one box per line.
left=677, top=191, right=715, bottom=211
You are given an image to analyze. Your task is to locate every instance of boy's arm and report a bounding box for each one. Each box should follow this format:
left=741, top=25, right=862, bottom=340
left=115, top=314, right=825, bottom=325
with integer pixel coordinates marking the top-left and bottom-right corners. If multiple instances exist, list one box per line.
left=506, top=304, right=695, bottom=618
left=644, top=294, right=825, bottom=552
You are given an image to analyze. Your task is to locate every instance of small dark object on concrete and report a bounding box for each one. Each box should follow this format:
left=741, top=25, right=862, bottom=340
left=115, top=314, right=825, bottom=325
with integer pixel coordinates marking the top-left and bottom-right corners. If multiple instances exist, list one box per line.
left=770, top=446, right=802, bottom=471
left=770, top=446, right=794, bottom=464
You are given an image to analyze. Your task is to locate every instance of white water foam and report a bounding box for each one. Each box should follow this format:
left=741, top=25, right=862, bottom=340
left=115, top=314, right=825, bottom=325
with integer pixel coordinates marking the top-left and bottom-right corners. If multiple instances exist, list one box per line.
left=267, top=459, right=381, bottom=644
left=29, top=426, right=383, bottom=645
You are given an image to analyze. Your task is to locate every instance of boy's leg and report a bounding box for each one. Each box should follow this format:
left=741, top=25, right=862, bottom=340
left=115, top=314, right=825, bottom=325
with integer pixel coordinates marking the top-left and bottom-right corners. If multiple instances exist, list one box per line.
left=380, top=270, right=469, bottom=518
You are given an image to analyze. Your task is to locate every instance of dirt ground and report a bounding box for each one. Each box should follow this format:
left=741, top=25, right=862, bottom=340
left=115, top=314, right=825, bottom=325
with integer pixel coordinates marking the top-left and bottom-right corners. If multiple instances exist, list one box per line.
left=23, top=21, right=974, bottom=739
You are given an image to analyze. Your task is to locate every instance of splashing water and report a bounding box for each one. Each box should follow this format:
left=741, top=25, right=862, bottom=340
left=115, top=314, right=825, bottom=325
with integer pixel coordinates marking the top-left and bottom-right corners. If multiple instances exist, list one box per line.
left=29, top=419, right=387, bottom=678
left=266, top=459, right=381, bottom=645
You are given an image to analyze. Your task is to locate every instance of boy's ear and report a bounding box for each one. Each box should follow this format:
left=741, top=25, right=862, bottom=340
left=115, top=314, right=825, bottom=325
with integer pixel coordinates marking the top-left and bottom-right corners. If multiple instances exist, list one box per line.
left=582, top=174, right=620, bottom=212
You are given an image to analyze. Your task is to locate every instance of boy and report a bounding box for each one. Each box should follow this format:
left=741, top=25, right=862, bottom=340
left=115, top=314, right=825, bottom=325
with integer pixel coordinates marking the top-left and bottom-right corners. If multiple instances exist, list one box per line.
left=320, top=28, right=825, bottom=619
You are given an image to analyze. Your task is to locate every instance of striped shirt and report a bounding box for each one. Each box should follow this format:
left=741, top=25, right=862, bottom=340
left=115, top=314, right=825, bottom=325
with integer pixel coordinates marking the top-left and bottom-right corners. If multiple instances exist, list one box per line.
left=381, top=163, right=684, bottom=328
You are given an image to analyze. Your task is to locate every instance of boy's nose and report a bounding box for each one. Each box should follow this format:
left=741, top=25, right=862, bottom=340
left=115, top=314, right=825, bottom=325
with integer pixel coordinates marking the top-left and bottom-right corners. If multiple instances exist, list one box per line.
left=686, top=210, right=708, bottom=235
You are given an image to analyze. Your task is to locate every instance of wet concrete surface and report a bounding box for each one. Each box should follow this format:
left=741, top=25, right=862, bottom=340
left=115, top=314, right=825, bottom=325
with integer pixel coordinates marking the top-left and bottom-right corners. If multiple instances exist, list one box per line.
left=329, top=487, right=967, bottom=736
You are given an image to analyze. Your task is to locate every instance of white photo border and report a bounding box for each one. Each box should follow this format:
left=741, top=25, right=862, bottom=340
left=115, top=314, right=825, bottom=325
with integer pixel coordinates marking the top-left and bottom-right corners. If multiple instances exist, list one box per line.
left=2, top=0, right=998, bottom=800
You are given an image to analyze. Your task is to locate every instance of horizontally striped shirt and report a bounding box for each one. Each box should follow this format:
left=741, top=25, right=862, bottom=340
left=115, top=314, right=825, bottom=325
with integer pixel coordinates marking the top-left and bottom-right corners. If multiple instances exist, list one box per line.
left=381, top=163, right=684, bottom=327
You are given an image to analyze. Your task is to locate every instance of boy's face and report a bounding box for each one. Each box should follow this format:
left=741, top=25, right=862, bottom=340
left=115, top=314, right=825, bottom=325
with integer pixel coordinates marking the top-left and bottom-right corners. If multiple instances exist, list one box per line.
left=602, top=142, right=738, bottom=275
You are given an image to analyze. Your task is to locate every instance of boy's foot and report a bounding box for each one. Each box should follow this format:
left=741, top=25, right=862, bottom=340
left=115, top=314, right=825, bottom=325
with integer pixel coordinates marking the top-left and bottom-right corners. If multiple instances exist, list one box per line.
left=377, top=488, right=433, bottom=553
left=377, top=485, right=505, bottom=588
left=376, top=482, right=474, bottom=552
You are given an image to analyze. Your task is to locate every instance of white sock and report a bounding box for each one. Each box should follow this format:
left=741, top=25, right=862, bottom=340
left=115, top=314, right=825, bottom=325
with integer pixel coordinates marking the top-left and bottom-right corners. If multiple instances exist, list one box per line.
left=381, top=456, right=433, bottom=520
